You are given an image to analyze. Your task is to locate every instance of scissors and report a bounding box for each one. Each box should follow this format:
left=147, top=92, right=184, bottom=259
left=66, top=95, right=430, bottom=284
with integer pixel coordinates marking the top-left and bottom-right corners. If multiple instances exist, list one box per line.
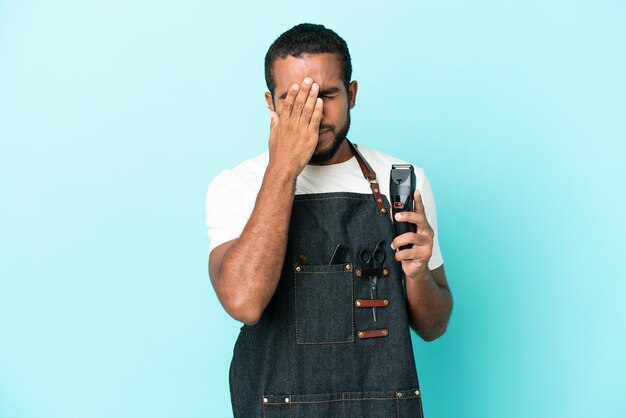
left=359, top=240, right=386, bottom=322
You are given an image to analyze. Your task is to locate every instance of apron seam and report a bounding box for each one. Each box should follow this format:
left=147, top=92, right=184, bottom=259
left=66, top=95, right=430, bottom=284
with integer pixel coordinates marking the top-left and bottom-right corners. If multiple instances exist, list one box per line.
left=229, top=363, right=240, bottom=418
left=266, top=396, right=411, bottom=403
left=396, top=397, right=400, bottom=418
left=295, top=196, right=371, bottom=202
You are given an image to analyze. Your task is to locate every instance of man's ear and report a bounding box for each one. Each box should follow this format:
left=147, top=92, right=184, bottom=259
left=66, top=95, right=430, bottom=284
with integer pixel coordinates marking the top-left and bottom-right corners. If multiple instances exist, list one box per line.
left=264, top=92, right=275, bottom=112
left=348, top=81, right=359, bottom=109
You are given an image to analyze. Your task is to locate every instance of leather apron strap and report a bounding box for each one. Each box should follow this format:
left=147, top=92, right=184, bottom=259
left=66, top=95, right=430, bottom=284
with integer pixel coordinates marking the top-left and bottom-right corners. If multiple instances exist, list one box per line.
left=346, top=139, right=389, bottom=215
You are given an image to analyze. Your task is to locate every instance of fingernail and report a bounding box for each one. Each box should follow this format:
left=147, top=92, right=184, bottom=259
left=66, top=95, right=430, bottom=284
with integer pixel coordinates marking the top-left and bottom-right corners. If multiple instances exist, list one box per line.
left=395, top=213, right=401, bottom=221
left=312, top=83, right=318, bottom=90
left=390, top=242, right=395, bottom=250
left=292, top=84, right=299, bottom=91
left=304, top=77, right=312, bottom=84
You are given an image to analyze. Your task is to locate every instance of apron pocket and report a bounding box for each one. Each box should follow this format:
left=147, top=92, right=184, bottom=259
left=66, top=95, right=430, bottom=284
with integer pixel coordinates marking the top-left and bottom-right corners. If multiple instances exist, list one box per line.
left=294, top=263, right=354, bottom=344
left=262, top=388, right=423, bottom=418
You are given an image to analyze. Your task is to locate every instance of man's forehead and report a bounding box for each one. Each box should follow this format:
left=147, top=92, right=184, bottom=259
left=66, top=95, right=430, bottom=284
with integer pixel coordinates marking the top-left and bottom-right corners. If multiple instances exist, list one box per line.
left=272, top=53, right=343, bottom=92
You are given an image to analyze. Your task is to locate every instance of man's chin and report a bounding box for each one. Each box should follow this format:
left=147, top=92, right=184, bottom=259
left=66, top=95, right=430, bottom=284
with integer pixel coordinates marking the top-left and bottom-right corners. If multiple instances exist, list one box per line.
left=310, top=113, right=350, bottom=164
left=310, top=135, right=344, bottom=164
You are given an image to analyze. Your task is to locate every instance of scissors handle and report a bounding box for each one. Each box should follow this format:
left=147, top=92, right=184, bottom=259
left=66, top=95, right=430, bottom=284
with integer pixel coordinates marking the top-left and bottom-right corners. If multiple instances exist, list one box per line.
left=371, top=240, right=386, bottom=267
left=360, top=242, right=385, bottom=323
left=359, top=248, right=373, bottom=267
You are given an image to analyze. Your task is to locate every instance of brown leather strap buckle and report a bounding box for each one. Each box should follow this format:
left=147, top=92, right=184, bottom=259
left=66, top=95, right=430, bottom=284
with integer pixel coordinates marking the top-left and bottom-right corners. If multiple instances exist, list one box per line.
left=347, top=140, right=389, bottom=215
left=357, top=328, right=389, bottom=339
left=355, top=299, right=390, bottom=308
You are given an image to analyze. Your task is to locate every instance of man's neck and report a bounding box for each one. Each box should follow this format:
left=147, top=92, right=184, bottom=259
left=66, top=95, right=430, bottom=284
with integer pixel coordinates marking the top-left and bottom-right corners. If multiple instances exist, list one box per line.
left=309, top=139, right=353, bottom=166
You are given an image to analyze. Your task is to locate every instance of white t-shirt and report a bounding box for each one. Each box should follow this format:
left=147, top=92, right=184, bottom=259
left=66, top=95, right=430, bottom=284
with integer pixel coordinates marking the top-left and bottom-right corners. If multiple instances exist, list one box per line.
left=205, top=144, right=444, bottom=270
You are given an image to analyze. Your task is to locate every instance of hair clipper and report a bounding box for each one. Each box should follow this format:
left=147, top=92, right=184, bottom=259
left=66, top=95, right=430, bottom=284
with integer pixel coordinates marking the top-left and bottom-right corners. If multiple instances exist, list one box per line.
left=390, top=164, right=416, bottom=250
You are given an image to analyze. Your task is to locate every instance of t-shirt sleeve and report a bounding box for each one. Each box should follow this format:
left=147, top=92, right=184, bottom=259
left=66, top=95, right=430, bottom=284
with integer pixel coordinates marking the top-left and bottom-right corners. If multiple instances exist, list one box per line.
left=418, top=172, right=444, bottom=270
left=205, top=169, right=257, bottom=255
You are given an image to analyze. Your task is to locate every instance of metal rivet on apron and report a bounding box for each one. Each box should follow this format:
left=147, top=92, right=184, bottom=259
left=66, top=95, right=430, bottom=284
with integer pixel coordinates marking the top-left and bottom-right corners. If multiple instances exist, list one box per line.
left=382, top=329, right=388, bottom=336
left=383, top=299, right=389, bottom=306
left=383, top=267, right=389, bottom=276
left=415, top=390, right=420, bottom=396
left=373, top=187, right=379, bottom=193
left=355, top=268, right=362, bottom=278
left=355, top=300, right=362, bottom=307
left=284, top=397, right=290, bottom=403
left=295, top=266, right=301, bottom=272
left=358, top=331, right=364, bottom=338
left=380, top=208, right=387, bottom=214
left=377, top=198, right=382, bottom=203
left=263, top=397, right=268, bottom=403
left=345, top=263, right=352, bottom=271
left=396, top=392, right=403, bottom=398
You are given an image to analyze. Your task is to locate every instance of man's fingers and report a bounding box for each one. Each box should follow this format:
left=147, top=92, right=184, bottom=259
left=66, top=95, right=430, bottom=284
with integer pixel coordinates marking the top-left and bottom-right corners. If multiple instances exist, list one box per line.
left=394, top=209, right=430, bottom=229
left=291, top=77, right=313, bottom=117
left=280, top=84, right=300, bottom=117
left=300, top=82, right=319, bottom=123
left=391, top=232, right=430, bottom=250
left=309, top=98, right=324, bottom=129
left=395, top=246, right=431, bottom=263
left=413, top=189, right=426, bottom=217
left=269, top=110, right=279, bottom=129
left=395, top=189, right=427, bottom=224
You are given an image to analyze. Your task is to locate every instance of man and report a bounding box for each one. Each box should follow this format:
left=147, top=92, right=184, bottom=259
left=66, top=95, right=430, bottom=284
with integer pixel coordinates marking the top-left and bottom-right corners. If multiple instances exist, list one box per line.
left=206, top=23, right=452, bottom=417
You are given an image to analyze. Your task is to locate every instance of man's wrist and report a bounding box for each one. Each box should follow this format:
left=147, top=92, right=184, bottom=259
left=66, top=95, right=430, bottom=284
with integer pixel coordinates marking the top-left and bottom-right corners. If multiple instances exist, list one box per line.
left=406, top=265, right=431, bottom=282
left=265, top=162, right=298, bottom=194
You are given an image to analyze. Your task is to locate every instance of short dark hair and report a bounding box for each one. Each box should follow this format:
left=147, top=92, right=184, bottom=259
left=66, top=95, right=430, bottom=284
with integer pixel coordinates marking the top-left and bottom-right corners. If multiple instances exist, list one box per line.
left=264, top=23, right=352, bottom=96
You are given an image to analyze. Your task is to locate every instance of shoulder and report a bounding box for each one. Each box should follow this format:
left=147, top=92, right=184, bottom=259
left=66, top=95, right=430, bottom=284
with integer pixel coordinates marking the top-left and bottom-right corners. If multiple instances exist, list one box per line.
left=207, top=151, right=269, bottom=194
left=205, top=151, right=269, bottom=252
left=354, top=143, right=427, bottom=189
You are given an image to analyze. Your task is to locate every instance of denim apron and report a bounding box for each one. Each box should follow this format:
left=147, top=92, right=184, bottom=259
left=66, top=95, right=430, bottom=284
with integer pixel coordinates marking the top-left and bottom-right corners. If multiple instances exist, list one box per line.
left=228, top=142, right=424, bottom=417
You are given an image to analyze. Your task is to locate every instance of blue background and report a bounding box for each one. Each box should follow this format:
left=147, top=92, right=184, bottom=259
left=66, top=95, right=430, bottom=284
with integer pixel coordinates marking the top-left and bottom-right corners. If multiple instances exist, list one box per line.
left=1, top=1, right=625, bottom=417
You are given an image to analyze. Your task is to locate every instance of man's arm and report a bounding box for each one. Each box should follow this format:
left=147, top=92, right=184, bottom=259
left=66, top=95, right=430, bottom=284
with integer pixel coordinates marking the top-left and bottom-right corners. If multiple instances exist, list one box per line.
left=404, top=265, right=452, bottom=341
left=208, top=78, right=323, bottom=325
left=391, top=190, right=453, bottom=341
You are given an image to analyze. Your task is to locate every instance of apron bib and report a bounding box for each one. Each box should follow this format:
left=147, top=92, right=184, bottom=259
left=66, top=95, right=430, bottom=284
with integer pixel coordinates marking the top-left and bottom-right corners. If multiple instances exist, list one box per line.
left=228, top=142, right=424, bottom=417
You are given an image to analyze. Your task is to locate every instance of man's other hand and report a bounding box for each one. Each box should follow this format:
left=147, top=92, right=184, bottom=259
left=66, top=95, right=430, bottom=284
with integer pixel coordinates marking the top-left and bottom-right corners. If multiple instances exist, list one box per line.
left=390, top=189, right=434, bottom=280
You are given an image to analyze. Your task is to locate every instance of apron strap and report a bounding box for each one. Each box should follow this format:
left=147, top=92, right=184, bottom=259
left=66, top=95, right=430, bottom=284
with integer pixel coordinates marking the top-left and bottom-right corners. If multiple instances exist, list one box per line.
left=347, top=139, right=389, bottom=215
